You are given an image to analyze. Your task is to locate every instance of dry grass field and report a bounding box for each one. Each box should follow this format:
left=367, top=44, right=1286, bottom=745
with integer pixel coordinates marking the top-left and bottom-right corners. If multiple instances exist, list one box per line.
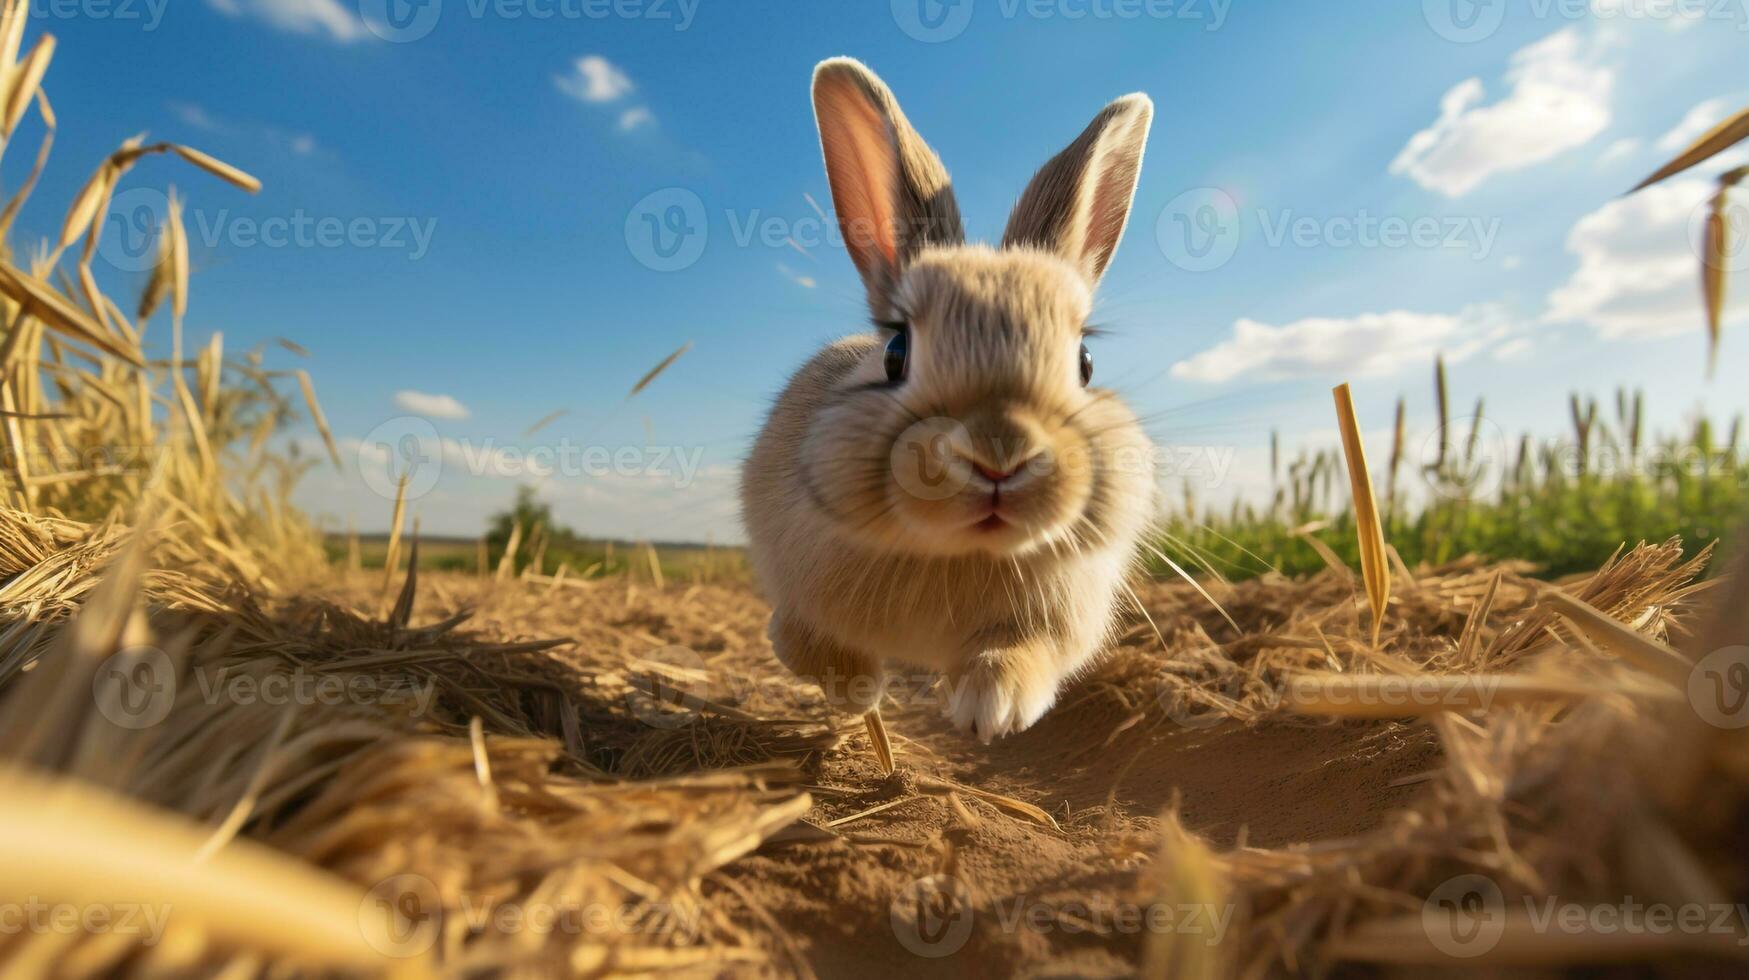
left=9, top=499, right=1749, bottom=976
left=4, top=3, right=1749, bottom=977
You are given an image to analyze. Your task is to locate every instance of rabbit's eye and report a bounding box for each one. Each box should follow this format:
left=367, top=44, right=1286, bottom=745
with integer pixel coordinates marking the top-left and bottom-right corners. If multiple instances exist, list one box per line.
left=884, top=331, right=909, bottom=383
left=1079, top=342, right=1093, bottom=387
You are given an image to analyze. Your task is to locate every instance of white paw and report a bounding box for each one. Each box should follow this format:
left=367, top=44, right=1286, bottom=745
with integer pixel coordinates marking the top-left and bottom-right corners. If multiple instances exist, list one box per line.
left=942, top=662, right=1056, bottom=743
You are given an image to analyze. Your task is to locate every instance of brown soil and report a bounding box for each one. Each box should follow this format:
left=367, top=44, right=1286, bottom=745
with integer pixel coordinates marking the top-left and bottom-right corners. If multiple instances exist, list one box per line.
left=415, top=571, right=1452, bottom=978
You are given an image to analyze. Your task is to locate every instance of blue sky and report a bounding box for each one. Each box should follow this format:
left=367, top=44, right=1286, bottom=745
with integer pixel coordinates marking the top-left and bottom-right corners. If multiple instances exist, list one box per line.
left=21, top=0, right=1749, bottom=541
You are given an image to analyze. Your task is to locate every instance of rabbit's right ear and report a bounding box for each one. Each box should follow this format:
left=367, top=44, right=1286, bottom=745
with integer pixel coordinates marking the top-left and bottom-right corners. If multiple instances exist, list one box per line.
left=1002, top=94, right=1153, bottom=286
left=812, top=58, right=963, bottom=315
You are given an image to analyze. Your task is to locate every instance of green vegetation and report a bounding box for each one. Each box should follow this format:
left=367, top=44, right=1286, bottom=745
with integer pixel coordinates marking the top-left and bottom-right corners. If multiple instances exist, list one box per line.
left=328, top=485, right=748, bottom=585
left=326, top=383, right=1743, bottom=589
left=1154, top=378, right=1745, bottom=582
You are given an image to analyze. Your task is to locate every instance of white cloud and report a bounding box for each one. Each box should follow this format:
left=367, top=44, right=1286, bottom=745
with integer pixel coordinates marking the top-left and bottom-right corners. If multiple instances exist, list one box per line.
left=1493, top=337, right=1535, bottom=360
left=1597, top=136, right=1641, bottom=165
left=166, top=103, right=325, bottom=159
left=1543, top=177, right=1744, bottom=339
left=1170, top=306, right=1513, bottom=383
left=206, top=0, right=368, bottom=42
left=617, top=106, right=655, bottom=131
left=555, top=56, right=635, bottom=104
left=1656, top=97, right=1735, bottom=152
left=394, top=390, right=471, bottom=419
left=168, top=102, right=219, bottom=130
left=1390, top=28, right=1613, bottom=197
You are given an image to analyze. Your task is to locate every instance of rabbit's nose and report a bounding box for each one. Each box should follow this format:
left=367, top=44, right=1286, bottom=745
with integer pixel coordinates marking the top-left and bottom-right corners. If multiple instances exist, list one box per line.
left=965, top=446, right=1047, bottom=485
left=955, top=405, right=1049, bottom=483
left=974, top=461, right=1020, bottom=483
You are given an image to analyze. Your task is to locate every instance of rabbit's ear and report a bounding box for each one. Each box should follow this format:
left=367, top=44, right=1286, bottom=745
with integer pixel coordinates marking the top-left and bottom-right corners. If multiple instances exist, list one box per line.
left=1002, top=94, right=1153, bottom=285
left=812, top=58, right=963, bottom=313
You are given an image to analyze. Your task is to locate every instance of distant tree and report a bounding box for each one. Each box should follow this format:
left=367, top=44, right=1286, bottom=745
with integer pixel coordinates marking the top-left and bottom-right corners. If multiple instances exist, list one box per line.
left=483, top=485, right=574, bottom=567
left=487, top=485, right=551, bottom=550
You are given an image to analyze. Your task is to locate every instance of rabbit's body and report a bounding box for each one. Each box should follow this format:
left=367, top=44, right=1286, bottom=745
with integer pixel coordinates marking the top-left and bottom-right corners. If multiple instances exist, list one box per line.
left=742, top=59, right=1158, bottom=740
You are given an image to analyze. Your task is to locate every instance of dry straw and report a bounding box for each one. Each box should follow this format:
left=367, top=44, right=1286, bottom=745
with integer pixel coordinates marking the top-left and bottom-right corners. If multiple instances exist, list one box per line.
left=1629, top=103, right=1749, bottom=372
left=627, top=341, right=691, bottom=399
left=0, top=6, right=816, bottom=972
left=1332, top=383, right=1390, bottom=645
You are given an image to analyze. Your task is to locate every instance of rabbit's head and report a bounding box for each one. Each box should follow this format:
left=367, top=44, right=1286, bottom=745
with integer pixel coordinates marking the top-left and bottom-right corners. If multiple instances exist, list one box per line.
left=797, top=58, right=1156, bottom=559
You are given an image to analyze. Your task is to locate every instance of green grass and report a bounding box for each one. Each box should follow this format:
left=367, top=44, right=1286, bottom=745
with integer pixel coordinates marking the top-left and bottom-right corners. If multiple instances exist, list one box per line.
left=327, top=534, right=750, bottom=585
left=1153, top=388, right=1744, bottom=582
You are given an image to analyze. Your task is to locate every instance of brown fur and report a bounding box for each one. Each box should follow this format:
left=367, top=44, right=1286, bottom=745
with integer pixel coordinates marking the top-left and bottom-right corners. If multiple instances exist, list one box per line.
left=742, top=58, right=1157, bottom=740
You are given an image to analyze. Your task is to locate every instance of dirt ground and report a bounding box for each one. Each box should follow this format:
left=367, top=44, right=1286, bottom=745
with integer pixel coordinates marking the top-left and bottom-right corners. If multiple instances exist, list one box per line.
left=397, top=568, right=1453, bottom=977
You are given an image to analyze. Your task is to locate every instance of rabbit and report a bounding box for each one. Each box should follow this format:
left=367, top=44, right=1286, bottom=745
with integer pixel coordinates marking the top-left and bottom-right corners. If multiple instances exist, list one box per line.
left=741, top=57, right=1158, bottom=742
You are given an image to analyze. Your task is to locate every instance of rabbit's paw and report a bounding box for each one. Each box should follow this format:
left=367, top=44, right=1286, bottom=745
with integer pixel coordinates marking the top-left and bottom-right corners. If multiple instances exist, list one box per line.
left=943, top=651, right=1057, bottom=743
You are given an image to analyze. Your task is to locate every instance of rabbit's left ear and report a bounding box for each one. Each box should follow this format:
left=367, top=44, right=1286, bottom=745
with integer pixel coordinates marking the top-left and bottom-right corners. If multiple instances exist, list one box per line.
left=1001, top=94, right=1153, bottom=285
left=813, top=58, right=963, bottom=316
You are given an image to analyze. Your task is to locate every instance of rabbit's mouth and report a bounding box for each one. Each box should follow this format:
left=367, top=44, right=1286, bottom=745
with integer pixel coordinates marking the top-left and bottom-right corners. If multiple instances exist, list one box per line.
left=894, top=460, right=1090, bottom=556
left=972, top=513, right=1009, bottom=533
left=851, top=405, right=1099, bottom=556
